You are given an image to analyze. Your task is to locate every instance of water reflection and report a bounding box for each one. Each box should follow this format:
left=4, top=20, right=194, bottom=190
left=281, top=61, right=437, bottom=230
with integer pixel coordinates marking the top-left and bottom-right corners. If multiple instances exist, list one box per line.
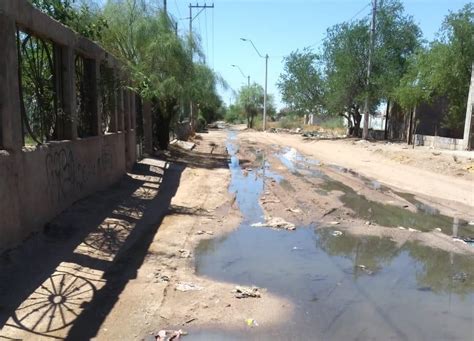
left=194, top=132, right=474, bottom=340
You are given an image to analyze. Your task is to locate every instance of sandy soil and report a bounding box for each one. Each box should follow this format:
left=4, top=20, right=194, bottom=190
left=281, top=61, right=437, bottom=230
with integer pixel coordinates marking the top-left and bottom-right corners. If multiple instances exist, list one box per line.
left=239, top=130, right=474, bottom=209
left=236, top=131, right=474, bottom=255
left=0, top=129, right=291, bottom=341
left=1, top=127, right=472, bottom=341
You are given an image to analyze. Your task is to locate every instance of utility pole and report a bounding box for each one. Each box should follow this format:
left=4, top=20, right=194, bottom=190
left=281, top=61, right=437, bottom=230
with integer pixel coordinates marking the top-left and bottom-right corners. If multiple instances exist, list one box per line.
left=263, top=54, right=268, bottom=131
left=188, top=3, right=214, bottom=131
left=240, top=38, right=269, bottom=131
left=362, top=0, right=377, bottom=139
left=164, top=0, right=167, bottom=14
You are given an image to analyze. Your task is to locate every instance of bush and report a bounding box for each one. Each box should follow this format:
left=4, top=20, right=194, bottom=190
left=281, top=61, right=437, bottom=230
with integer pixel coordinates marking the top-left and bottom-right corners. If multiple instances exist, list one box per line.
left=197, top=116, right=207, bottom=132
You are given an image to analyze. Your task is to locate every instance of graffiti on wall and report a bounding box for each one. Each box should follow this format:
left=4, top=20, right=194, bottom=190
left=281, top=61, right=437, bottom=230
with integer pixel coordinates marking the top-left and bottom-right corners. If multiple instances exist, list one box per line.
left=45, top=143, right=115, bottom=203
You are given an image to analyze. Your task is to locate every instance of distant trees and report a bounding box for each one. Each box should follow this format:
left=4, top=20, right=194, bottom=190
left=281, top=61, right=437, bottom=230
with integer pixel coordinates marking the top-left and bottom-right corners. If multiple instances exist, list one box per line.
left=278, top=0, right=473, bottom=139
left=394, top=4, right=474, bottom=135
left=277, top=48, right=324, bottom=117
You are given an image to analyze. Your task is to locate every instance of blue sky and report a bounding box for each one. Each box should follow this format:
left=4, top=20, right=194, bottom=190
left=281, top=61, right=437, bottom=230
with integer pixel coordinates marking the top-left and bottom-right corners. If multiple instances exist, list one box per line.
left=166, top=0, right=468, bottom=109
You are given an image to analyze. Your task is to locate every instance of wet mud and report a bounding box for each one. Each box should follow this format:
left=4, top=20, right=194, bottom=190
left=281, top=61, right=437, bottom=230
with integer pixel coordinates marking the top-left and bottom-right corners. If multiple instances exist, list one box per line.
left=190, top=131, right=474, bottom=340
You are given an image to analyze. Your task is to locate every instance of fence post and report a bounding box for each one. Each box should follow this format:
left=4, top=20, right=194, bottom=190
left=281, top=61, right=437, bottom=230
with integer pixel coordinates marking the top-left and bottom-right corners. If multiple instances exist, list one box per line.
left=89, top=59, right=101, bottom=136
left=0, top=14, right=23, bottom=151
left=463, top=62, right=474, bottom=150
left=143, top=100, right=153, bottom=155
left=109, top=69, right=118, bottom=132
left=61, top=46, right=78, bottom=139
left=118, top=85, right=125, bottom=131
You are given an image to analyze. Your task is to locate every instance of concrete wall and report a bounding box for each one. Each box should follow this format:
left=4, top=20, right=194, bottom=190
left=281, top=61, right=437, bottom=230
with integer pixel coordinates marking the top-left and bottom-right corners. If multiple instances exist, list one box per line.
left=0, top=0, right=137, bottom=251
left=414, top=134, right=465, bottom=151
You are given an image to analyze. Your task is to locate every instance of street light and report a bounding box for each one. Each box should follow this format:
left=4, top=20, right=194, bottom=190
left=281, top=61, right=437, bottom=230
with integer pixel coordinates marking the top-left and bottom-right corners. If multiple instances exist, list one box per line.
left=240, top=38, right=269, bottom=131
left=231, top=64, right=250, bottom=87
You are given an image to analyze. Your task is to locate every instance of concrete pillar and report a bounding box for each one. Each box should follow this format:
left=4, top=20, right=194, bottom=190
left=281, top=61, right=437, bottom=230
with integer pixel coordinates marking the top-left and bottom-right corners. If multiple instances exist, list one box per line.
left=463, top=63, right=474, bottom=150
left=60, top=45, right=77, bottom=139
left=143, top=100, right=153, bottom=155
left=88, top=59, right=101, bottom=136
left=0, top=14, right=23, bottom=151
left=124, top=89, right=130, bottom=131
left=109, top=69, right=118, bottom=132
left=130, top=92, right=136, bottom=130
left=118, top=87, right=124, bottom=131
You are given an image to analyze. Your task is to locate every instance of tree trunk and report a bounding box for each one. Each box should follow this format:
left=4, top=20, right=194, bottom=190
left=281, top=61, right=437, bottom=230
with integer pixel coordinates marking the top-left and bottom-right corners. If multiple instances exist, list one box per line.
left=384, top=99, right=390, bottom=140
left=153, top=100, right=173, bottom=150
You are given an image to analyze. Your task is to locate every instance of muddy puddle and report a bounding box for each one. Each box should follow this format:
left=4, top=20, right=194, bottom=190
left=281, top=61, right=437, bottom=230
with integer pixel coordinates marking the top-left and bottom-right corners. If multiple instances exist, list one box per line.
left=191, top=132, right=474, bottom=340
left=278, top=146, right=474, bottom=239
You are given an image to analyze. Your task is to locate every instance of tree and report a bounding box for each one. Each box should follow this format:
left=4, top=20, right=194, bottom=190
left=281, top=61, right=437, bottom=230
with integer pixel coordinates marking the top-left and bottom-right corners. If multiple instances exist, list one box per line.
left=101, top=1, right=193, bottom=149
left=277, top=48, right=324, bottom=117
left=191, top=63, right=227, bottom=125
left=322, top=20, right=369, bottom=136
left=237, top=84, right=264, bottom=129
left=321, top=0, right=421, bottom=137
left=394, top=4, right=474, bottom=136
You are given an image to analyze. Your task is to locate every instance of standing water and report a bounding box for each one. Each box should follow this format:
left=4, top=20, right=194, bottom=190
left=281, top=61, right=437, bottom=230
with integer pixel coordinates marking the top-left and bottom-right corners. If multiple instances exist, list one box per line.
left=192, top=131, right=474, bottom=340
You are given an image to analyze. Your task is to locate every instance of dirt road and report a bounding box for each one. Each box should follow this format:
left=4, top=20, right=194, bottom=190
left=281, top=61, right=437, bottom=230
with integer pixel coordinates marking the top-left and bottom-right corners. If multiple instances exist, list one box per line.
left=1, top=127, right=473, bottom=340
left=240, top=130, right=474, bottom=209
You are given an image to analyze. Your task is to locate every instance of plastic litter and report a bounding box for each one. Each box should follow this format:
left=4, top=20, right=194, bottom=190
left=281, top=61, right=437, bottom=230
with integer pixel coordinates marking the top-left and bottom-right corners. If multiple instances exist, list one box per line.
left=175, top=282, right=203, bottom=292
left=245, top=319, right=259, bottom=327
left=286, top=208, right=302, bottom=214
left=196, top=230, right=214, bottom=235
left=331, top=231, right=343, bottom=237
left=156, top=329, right=187, bottom=340
left=233, top=286, right=261, bottom=299
left=251, top=216, right=296, bottom=231
left=178, top=249, right=192, bottom=258
left=356, top=264, right=374, bottom=275
left=329, top=221, right=340, bottom=225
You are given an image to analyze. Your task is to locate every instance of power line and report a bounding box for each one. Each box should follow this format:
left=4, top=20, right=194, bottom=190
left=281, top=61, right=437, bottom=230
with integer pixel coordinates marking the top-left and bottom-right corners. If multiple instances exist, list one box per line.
left=212, top=8, right=214, bottom=70
left=173, top=0, right=182, bottom=19
left=307, top=2, right=371, bottom=49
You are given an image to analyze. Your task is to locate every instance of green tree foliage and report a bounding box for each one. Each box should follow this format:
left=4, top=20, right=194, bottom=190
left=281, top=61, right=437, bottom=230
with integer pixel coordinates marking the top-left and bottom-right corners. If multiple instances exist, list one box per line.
left=31, top=0, right=108, bottom=40
left=192, top=63, right=228, bottom=125
left=372, top=0, right=422, bottom=100
left=101, top=1, right=192, bottom=148
left=238, top=83, right=265, bottom=129
left=395, top=4, right=474, bottom=133
left=323, top=20, right=369, bottom=135
left=277, top=48, right=325, bottom=117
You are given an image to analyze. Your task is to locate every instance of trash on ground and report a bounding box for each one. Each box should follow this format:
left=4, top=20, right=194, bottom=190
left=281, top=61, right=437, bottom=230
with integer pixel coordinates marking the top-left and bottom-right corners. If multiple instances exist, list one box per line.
left=286, top=208, right=302, bottom=213
left=196, top=230, right=214, bottom=235
left=434, top=228, right=442, bottom=232
left=453, top=237, right=467, bottom=245
left=155, top=329, right=188, bottom=340
left=408, top=228, right=420, bottom=232
left=356, top=264, right=374, bottom=275
left=251, top=216, right=296, bottom=230
left=261, top=199, right=281, bottom=204
left=178, top=249, right=192, bottom=258
left=176, top=282, right=203, bottom=292
left=452, top=272, right=468, bottom=282
left=170, top=139, right=196, bottom=151
left=398, top=226, right=406, bottom=230
left=331, top=230, right=343, bottom=237
left=245, top=318, right=259, bottom=327
left=233, top=285, right=261, bottom=299
left=329, top=221, right=340, bottom=225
